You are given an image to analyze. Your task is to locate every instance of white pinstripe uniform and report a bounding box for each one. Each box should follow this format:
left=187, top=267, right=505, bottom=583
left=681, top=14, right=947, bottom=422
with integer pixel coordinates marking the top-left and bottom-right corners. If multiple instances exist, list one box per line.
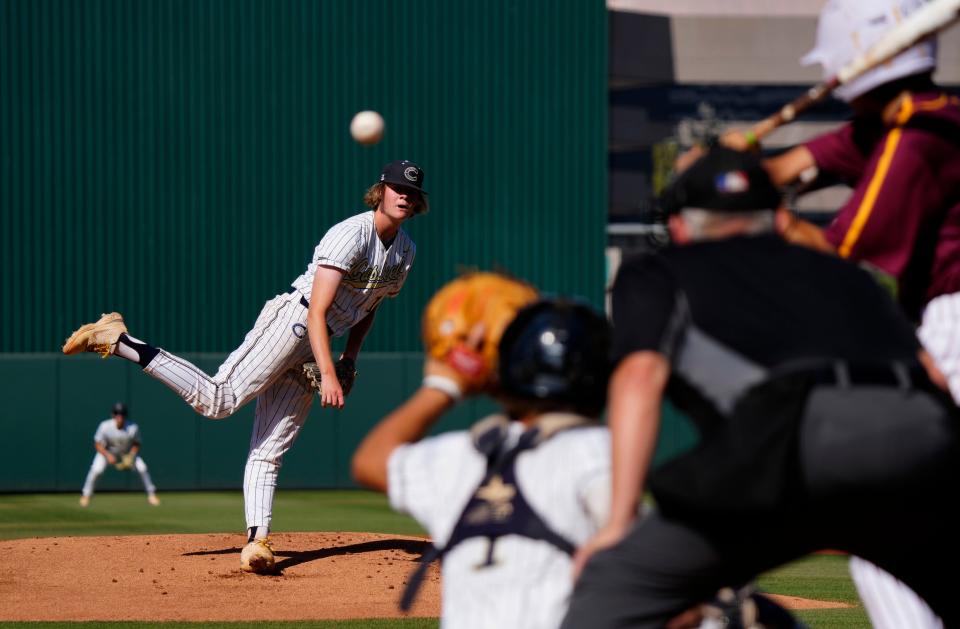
left=850, top=556, right=944, bottom=629
left=919, top=292, right=960, bottom=403
left=388, top=415, right=611, bottom=629
left=843, top=293, right=957, bottom=629
left=142, top=210, right=415, bottom=533
left=82, top=418, right=157, bottom=498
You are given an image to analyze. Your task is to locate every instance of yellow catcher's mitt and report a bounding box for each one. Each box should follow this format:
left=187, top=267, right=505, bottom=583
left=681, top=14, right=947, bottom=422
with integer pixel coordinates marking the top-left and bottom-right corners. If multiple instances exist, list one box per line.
left=114, top=453, right=135, bottom=471
left=422, top=272, right=539, bottom=389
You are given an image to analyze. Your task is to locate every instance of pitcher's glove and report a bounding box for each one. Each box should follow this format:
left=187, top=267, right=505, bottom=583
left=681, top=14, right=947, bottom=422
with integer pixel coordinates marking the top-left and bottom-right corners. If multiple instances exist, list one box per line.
left=114, top=453, right=135, bottom=471
left=422, top=272, right=539, bottom=392
left=303, top=357, right=358, bottom=397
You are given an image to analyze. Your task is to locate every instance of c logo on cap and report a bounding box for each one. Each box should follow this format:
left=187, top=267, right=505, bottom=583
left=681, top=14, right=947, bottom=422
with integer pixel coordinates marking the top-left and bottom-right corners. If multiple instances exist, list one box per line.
left=404, top=167, right=419, bottom=182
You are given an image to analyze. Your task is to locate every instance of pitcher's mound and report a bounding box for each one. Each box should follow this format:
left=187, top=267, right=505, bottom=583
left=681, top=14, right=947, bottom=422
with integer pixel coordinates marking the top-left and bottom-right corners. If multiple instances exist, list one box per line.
left=1, top=532, right=439, bottom=621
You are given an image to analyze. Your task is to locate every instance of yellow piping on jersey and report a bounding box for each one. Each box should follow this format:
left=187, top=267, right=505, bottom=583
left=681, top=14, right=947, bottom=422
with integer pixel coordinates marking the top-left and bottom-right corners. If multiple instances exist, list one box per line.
left=837, top=96, right=915, bottom=258
left=912, top=93, right=950, bottom=112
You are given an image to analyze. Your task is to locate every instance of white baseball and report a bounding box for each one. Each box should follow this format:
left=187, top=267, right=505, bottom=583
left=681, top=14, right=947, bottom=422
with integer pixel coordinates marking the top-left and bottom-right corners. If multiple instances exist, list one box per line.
left=350, top=110, right=384, bottom=145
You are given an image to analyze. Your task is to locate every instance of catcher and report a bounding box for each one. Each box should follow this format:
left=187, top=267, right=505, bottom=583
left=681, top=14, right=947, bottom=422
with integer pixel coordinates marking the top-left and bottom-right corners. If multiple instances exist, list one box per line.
left=352, top=271, right=614, bottom=627
left=80, top=402, right=160, bottom=507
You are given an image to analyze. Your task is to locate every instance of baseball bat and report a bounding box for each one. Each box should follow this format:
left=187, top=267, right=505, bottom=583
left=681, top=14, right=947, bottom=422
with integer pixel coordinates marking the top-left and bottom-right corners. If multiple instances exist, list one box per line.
left=750, top=0, right=960, bottom=141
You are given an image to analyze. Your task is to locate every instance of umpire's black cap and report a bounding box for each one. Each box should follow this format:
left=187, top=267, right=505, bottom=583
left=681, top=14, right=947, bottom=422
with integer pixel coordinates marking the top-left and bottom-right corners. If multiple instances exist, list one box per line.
left=660, top=147, right=782, bottom=215
left=112, top=402, right=128, bottom=416
left=379, top=160, right=427, bottom=194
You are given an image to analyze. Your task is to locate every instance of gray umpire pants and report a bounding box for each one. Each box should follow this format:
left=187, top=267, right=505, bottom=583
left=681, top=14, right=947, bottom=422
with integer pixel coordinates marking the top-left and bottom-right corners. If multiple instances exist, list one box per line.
left=561, top=384, right=959, bottom=629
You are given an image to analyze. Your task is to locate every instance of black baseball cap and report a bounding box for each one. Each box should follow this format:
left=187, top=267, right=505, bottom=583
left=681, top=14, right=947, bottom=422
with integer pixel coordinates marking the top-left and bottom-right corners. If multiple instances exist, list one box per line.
left=379, top=160, right=427, bottom=194
left=660, top=147, right=782, bottom=215
left=112, top=402, right=128, bottom=416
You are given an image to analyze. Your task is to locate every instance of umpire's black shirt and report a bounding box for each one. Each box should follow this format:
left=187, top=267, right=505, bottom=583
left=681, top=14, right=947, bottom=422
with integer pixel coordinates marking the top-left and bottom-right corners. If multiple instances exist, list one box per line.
left=612, top=234, right=921, bottom=422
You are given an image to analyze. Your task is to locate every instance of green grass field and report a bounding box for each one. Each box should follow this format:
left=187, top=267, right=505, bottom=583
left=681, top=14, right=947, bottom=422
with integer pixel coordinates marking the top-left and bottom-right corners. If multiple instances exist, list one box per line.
left=0, top=491, right=869, bottom=628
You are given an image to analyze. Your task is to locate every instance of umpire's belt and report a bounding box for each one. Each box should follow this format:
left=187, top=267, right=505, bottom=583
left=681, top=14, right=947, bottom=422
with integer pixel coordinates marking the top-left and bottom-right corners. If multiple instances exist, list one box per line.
left=288, top=287, right=310, bottom=309
left=806, top=361, right=927, bottom=390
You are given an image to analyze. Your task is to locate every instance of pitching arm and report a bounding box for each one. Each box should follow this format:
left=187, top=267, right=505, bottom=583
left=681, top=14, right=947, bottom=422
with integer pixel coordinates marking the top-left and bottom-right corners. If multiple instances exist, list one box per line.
left=307, top=265, right=347, bottom=408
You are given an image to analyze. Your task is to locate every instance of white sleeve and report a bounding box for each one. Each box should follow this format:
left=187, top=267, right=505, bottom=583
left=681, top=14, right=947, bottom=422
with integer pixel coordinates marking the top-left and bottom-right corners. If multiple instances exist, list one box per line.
left=314, top=220, right=362, bottom=272
left=575, top=430, right=612, bottom=531
left=130, top=424, right=142, bottom=444
left=579, top=470, right=612, bottom=530
left=387, top=432, right=472, bottom=536
left=93, top=422, right=107, bottom=445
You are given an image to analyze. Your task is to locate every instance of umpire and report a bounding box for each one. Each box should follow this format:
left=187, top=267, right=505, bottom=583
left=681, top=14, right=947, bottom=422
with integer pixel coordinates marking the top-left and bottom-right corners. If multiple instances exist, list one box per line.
left=561, top=147, right=960, bottom=628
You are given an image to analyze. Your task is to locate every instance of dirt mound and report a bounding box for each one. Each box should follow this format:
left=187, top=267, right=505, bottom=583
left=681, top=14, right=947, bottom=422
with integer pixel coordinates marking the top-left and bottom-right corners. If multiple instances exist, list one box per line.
left=0, top=531, right=853, bottom=621
left=0, top=532, right=439, bottom=621
left=767, top=593, right=855, bottom=610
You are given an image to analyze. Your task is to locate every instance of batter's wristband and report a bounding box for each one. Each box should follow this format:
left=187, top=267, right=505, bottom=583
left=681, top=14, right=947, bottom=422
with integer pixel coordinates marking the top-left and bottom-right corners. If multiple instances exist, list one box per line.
left=422, top=375, right=463, bottom=401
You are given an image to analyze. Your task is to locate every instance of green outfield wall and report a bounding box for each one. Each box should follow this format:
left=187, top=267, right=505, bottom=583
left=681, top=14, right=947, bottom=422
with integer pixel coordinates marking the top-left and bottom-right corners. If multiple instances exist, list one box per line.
left=0, top=354, right=697, bottom=492
left=0, top=0, right=607, bottom=354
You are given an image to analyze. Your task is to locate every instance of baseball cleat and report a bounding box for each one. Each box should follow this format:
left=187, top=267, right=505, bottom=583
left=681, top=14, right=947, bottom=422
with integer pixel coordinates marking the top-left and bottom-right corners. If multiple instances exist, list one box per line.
left=79, top=495, right=90, bottom=508
left=62, top=312, right=128, bottom=358
left=240, top=538, right=276, bottom=574
left=147, top=494, right=160, bottom=506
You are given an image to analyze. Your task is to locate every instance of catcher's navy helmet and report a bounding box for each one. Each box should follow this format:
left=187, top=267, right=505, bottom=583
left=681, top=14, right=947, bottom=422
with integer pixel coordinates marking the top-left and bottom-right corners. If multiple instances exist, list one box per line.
left=497, top=300, right=611, bottom=415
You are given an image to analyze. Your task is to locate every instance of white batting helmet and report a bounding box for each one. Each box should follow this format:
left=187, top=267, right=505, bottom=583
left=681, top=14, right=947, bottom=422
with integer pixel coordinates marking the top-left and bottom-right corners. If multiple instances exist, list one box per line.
left=802, top=0, right=938, bottom=103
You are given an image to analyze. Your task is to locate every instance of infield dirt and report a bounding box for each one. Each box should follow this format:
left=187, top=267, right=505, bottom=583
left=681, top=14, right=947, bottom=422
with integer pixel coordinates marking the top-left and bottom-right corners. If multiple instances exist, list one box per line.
left=0, top=531, right=851, bottom=621
left=1, top=532, right=439, bottom=621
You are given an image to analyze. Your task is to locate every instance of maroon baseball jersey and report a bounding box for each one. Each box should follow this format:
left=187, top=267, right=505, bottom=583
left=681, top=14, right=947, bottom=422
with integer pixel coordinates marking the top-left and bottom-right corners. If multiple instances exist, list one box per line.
left=806, top=92, right=960, bottom=319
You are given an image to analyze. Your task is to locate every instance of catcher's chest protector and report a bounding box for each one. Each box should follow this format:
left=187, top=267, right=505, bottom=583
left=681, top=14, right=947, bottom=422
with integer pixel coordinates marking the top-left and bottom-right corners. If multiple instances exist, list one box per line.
left=400, top=421, right=579, bottom=611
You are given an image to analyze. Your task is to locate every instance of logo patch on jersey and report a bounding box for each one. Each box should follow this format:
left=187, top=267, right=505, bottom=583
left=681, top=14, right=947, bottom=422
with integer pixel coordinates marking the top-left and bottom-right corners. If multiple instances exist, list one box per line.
left=715, top=171, right=749, bottom=194
left=404, top=167, right=419, bottom=182
left=291, top=323, right=307, bottom=338
left=343, top=260, right=408, bottom=289
left=465, top=475, right=516, bottom=525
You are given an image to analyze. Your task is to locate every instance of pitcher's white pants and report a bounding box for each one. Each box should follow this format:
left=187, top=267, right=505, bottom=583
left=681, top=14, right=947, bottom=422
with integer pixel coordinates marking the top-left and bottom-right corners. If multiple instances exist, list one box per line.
left=82, top=452, right=157, bottom=497
left=848, top=291, right=959, bottom=629
left=141, top=291, right=316, bottom=531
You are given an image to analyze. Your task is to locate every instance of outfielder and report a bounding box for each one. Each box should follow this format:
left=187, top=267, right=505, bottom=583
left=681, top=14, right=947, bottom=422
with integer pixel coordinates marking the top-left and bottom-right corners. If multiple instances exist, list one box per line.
left=563, top=148, right=960, bottom=628
left=63, top=160, right=427, bottom=572
left=80, top=402, right=159, bottom=507
left=742, top=2, right=960, bottom=626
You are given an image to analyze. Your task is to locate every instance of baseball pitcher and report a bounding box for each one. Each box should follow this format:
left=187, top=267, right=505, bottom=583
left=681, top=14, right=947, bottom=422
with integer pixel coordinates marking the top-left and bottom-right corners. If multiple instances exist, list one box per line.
left=63, top=160, right=427, bottom=573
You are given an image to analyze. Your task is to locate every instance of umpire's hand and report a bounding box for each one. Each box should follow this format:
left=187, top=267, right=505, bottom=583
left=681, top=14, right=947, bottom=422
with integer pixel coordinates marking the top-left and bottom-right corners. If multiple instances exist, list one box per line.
left=572, top=523, right=630, bottom=580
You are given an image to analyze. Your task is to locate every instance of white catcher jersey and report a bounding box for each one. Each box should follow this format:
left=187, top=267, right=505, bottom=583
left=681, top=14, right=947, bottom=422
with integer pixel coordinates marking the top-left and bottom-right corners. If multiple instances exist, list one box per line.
left=93, top=419, right=141, bottom=456
left=290, top=210, right=415, bottom=337
left=388, top=416, right=611, bottom=629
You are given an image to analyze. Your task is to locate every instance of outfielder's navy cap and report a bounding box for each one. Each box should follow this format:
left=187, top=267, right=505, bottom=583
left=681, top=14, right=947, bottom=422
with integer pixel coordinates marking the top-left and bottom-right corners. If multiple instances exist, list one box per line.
left=660, top=147, right=782, bottom=215
left=112, top=402, right=128, bottom=416
left=379, top=160, right=427, bottom=194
